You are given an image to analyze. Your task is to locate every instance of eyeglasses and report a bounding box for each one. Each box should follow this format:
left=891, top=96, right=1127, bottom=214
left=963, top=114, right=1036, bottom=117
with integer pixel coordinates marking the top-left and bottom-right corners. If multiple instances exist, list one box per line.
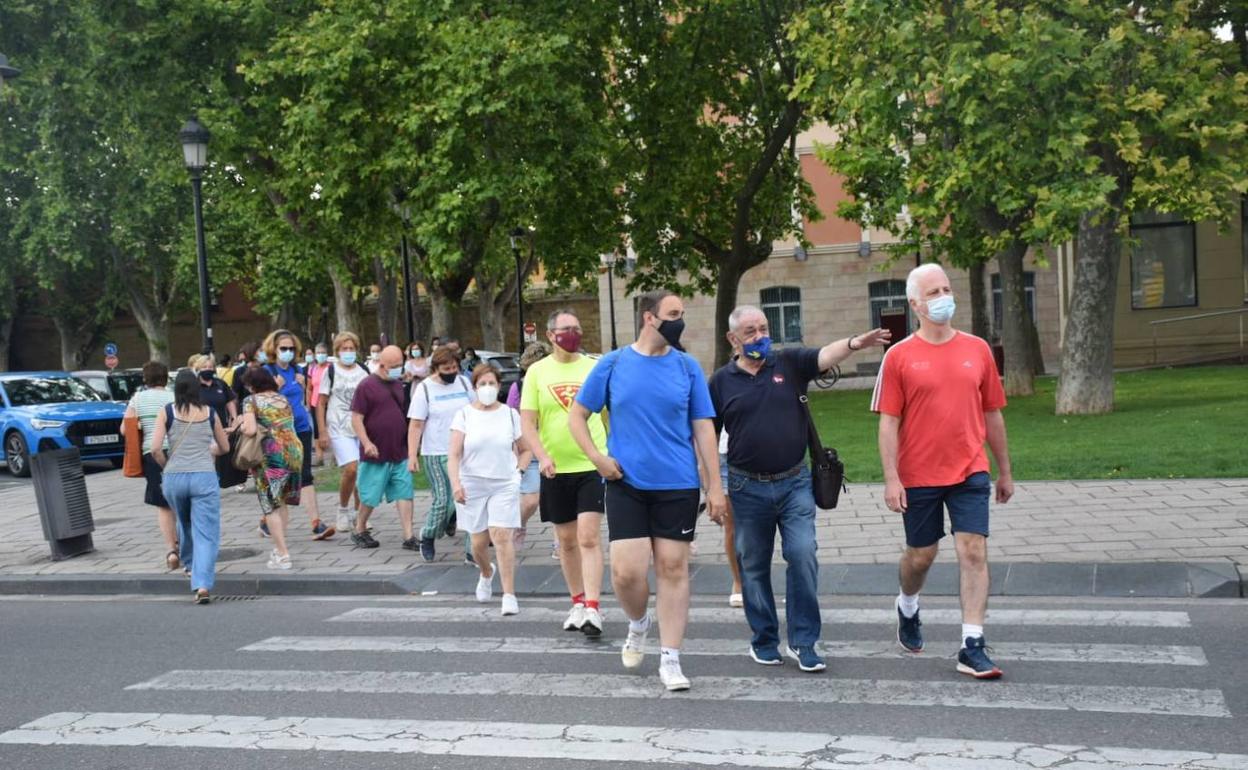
left=553, top=326, right=582, bottom=334
left=278, top=346, right=296, bottom=352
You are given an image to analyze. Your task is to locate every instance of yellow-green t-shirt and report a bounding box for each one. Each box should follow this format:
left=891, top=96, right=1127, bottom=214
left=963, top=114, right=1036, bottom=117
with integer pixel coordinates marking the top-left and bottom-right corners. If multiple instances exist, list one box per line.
left=520, top=354, right=607, bottom=473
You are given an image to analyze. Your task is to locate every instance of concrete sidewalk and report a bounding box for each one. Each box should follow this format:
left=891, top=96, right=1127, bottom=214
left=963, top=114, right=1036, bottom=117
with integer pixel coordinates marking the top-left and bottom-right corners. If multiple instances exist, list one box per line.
left=0, top=469, right=1244, bottom=597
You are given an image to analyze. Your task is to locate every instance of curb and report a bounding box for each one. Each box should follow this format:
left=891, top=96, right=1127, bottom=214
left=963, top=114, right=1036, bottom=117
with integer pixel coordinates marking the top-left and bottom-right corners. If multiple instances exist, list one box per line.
left=0, top=561, right=1240, bottom=599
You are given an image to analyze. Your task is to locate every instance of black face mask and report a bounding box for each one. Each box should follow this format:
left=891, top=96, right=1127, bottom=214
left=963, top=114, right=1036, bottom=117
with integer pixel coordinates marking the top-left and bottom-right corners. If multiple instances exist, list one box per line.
left=198, top=370, right=215, bottom=382
left=657, top=318, right=686, bottom=350
left=438, top=371, right=458, bottom=384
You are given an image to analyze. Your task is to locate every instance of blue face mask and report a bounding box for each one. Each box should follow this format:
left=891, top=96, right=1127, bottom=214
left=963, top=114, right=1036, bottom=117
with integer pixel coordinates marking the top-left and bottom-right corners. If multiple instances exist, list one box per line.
left=278, top=349, right=296, bottom=364
left=316, top=353, right=328, bottom=364
left=256, top=351, right=268, bottom=364
left=741, top=335, right=772, bottom=361
left=339, top=351, right=357, bottom=366
left=387, top=366, right=404, bottom=379
left=925, top=295, right=956, bottom=324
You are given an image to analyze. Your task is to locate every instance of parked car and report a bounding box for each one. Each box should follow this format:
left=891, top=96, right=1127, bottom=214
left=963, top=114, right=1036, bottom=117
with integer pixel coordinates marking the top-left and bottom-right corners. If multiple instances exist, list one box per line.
left=471, top=350, right=522, bottom=389
left=73, top=368, right=145, bottom=402
left=0, top=372, right=128, bottom=477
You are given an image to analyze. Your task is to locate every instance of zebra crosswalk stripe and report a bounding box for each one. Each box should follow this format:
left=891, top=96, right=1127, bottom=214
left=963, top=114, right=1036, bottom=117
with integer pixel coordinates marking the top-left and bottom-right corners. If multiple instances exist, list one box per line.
left=124, top=669, right=1230, bottom=718
left=239, top=635, right=1210, bottom=666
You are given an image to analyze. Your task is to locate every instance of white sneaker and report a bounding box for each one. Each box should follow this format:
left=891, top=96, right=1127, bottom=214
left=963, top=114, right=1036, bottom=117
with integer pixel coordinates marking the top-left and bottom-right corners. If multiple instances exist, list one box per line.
left=335, top=508, right=353, bottom=534
left=266, top=550, right=292, bottom=570
left=501, top=594, right=519, bottom=616
left=659, top=658, right=690, bottom=691
left=621, top=616, right=651, bottom=670
left=563, top=604, right=586, bottom=631
left=475, top=563, right=496, bottom=603
left=729, top=592, right=744, bottom=608
left=580, top=607, right=603, bottom=637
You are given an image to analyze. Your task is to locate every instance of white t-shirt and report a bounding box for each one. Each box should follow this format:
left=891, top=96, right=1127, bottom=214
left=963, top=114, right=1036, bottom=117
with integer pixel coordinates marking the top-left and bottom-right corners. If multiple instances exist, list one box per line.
left=451, top=404, right=522, bottom=480
left=408, top=374, right=475, bottom=456
left=318, top=363, right=370, bottom=438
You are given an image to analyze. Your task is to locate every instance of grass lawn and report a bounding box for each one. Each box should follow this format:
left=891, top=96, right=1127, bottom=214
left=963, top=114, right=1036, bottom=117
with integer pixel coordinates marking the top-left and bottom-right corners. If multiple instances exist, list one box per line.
left=808, top=365, right=1247, bottom=482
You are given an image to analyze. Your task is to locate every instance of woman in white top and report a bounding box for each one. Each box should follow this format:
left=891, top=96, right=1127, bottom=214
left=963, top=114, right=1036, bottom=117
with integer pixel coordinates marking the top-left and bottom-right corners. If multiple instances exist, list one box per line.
left=317, top=331, right=369, bottom=533
left=448, top=364, right=531, bottom=616
left=404, top=342, right=430, bottom=383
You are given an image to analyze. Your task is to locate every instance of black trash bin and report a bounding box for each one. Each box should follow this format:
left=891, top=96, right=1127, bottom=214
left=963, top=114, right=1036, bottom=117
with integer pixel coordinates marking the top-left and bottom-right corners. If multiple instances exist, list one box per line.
left=31, top=447, right=95, bottom=561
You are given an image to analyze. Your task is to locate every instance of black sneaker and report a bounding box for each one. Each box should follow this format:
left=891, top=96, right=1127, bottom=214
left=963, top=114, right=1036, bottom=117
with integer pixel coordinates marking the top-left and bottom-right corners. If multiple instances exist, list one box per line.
left=420, top=537, right=436, bottom=562
left=464, top=551, right=476, bottom=567
left=957, top=636, right=1003, bottom=679
left=897, top=606, right=924, bottom=653
left=401, top=537, right=419, bottom=551
left=351, top=530, right=380, bottom=549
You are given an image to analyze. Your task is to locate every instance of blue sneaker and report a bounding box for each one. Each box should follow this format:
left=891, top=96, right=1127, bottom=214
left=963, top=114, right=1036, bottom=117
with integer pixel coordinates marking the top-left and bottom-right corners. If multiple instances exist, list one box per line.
left=748, top=645, right=784, bottom=666
left=784, top=645, right=827, bottom=673
left=419, top=538, right=435, bottom=562
left=258, top=520, right=270, bottom=539
left=896, top=606, right=924, bottom=653
left=957, top=636, right=1003, bottom=679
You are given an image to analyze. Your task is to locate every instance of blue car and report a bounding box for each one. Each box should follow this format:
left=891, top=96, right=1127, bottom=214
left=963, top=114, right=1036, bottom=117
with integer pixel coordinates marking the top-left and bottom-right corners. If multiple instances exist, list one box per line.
left=0, top=372, right=128, bottom=477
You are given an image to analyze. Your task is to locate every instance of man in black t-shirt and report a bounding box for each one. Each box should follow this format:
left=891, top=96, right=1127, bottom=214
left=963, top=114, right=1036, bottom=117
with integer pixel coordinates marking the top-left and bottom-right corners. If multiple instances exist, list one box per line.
left=708, top=305, right=889, bottom=674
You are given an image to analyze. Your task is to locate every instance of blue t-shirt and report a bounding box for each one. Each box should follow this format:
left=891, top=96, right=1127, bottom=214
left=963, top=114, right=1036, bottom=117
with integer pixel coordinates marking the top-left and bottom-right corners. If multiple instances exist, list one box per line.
left=265, top=363, right=311, bottom=434
left=576, top=346, right=715, bottom=490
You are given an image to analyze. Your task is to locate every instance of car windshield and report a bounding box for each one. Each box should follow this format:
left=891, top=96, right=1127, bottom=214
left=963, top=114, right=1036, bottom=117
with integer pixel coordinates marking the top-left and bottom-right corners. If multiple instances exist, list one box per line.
left=3, top=377, right=105, bottom=407
left=108, top=372, right=144, bottom=401
left=486, top=356, right=518, bottom=369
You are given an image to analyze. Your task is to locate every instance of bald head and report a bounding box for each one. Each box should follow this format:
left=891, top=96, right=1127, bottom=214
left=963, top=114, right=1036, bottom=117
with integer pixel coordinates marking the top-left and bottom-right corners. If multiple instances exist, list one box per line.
left=379, top=345, right=404, bottom=371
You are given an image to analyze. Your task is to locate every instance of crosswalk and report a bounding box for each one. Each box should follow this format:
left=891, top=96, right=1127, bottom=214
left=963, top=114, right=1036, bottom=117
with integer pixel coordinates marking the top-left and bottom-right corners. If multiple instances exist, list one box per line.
left=2, top=596, right=1245, bottom=768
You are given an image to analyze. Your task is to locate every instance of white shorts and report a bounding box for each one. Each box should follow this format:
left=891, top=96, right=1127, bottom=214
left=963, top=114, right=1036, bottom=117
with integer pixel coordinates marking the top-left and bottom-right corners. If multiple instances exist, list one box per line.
left=456, top=475, right=521, bottom=534
left=330, top=436, right=361, bottom=467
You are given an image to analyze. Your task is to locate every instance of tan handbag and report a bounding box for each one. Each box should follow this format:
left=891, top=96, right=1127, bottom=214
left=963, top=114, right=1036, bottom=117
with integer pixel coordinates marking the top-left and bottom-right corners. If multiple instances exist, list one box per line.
left=232, top=405, right=269, bottom=471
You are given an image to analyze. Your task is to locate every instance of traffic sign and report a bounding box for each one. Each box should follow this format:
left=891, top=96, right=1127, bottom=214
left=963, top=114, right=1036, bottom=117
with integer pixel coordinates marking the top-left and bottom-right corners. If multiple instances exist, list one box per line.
left=104, top=342, right=118, bottom=357
left=523, top=322, right=537, bottom=343
left=104, top=355, right=119, bottom=370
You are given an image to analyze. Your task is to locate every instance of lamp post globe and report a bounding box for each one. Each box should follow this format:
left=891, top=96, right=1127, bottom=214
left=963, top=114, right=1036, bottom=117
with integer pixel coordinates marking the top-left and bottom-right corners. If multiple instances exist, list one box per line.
left=179, top=115, right=214, bottom=355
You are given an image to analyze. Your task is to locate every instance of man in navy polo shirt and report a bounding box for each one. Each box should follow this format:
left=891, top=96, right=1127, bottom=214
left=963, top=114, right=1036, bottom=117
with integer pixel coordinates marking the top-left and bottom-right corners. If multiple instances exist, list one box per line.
left=709, top=305, right=888, bottom=672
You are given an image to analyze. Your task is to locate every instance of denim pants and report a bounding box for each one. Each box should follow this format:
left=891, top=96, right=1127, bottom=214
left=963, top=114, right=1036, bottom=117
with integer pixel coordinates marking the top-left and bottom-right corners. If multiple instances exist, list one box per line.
left=163, top=471, right=222, bottom=592
left=729, top=466, right=821, bottom=650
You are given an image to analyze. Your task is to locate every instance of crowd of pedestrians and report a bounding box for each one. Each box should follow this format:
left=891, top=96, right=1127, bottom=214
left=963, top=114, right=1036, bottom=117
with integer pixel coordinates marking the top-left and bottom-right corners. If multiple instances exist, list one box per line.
left=124, top=262, right=1014, bottom=689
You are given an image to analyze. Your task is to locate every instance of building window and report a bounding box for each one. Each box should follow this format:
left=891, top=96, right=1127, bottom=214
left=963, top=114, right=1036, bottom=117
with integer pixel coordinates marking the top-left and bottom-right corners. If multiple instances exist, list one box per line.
left=760, top=286, right=802, bottom=343
left=868, top=280, right=910, bottom=331
left=991, top=272, right=1036, bottom=335
left=1130, top=211, right=1197, bottom=310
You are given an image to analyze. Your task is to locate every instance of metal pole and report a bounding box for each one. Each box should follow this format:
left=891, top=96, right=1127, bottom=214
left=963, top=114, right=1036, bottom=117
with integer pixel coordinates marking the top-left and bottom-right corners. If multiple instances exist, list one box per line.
left=190, top=172, right=213, bottom=355
left=607, top=267, right=618, bottom=350
left=513, top=244, right=524, bottom=352
left=400, top=231, right=415, bottom=344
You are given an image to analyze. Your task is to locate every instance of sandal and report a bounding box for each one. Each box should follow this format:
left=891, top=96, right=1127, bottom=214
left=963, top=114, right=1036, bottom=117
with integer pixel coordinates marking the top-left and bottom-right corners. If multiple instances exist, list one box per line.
left=194, top=589, right=210, bottom=605
left=165, top=549, right=180, bottom=571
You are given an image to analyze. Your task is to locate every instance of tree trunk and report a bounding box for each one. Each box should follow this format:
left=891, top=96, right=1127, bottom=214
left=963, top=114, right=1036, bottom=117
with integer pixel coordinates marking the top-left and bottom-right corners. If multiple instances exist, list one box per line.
left=997, top=239, right=1036, bottom=396
left=1055, top=210, right=1123, bottom=414
left=429, top=286, right=458, bottom=340
left=329, top=266, right=362, bottom=336
left=713, top=260, right=745, bottom=368
left=968, top=260, right=990, bottom=342
left=477, top=293, right=506, bottom=351
left=129, top=302, right=172, bottom=365
left=0, top=280, right=16, bottom=372
left=373, top=255, right=398, bottom=346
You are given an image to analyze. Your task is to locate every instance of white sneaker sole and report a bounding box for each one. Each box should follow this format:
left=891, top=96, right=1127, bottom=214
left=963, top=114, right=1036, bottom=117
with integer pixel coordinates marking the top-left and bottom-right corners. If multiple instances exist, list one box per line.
left=660, top=672, right=691, bottom=691
left=621, top=648, right=645, bottom=670
left=956, top=662, right=1003, bottom=679
left=784, top=645, right=827, bottom=672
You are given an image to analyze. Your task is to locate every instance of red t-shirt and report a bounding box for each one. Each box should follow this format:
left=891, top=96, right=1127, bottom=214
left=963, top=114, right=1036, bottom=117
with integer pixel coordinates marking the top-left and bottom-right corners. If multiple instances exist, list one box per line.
left=870, top=331, right=1006, bottom=488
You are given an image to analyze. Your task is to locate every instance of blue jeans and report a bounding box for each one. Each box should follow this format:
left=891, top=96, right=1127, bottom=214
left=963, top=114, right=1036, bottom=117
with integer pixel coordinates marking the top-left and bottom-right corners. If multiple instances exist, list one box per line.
left=728, top=466, right=820, bottom=650
left=163, top=471, right=222, bottom=592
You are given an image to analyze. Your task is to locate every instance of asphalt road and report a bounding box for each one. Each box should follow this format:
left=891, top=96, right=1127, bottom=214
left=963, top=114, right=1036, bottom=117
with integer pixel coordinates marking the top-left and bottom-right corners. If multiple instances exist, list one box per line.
left=0, top=594, right=1245, bottom=769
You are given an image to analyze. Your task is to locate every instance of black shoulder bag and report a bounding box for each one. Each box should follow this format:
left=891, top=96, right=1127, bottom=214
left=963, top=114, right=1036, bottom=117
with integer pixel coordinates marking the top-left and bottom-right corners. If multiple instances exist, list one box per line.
left=799, top=392, right=846, bottom=509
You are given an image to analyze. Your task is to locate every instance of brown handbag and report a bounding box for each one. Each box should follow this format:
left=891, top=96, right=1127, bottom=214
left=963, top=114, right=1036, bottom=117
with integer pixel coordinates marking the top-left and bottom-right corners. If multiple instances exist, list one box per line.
left=122, top=415, right=144, bottom=478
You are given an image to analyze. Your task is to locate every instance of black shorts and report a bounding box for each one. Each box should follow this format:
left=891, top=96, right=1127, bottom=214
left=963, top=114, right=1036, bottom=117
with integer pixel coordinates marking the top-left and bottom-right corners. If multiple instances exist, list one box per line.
left=142, top=453, right=169, bottom=508
left=540, top=471, right=605, bottom=525
left=604, top=480, right=699, bottom=542
left=298, top=430, right=315, bottom=488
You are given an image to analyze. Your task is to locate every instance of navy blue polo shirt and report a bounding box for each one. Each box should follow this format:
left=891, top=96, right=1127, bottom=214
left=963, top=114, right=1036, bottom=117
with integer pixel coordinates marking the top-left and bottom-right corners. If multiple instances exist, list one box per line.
left=709, top=348, right=821, bottom=474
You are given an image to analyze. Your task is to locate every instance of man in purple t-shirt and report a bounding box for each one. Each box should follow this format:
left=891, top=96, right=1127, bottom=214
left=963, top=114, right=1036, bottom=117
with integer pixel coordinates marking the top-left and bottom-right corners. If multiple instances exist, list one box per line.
left=349, top=346, right=415, bottom=550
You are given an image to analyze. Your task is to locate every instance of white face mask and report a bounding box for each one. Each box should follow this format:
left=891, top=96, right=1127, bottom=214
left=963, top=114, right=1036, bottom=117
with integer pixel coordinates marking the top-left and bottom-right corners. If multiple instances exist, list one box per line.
left=925, top=294, right=956, bottom=324
left=477, top=384, right=499, bottom=406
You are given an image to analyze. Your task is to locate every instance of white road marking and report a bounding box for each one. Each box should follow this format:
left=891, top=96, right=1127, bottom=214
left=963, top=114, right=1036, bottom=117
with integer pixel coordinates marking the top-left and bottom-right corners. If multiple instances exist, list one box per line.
left=3, top=712, right=1244, bottom=768
left=240, top=635, right=1208, bottom=666
left=327, top=606, right=1193, bottom=627
left=124, top=669, right=1230, bottom=717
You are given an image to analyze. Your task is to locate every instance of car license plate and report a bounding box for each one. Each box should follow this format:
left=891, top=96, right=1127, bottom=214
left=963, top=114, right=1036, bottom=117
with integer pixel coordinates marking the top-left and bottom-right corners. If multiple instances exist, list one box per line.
left=85, top=434, right=119, bottom=445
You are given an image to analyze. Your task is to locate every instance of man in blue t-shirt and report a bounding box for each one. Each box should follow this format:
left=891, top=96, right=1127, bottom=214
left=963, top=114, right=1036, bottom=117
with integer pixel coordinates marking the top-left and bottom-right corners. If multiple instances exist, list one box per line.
left=570, top=290, right=727, bottom=693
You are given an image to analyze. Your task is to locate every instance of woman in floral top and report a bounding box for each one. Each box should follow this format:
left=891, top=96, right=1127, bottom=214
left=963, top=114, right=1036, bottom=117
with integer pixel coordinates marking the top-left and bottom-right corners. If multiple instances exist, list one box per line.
left=241, top=367, right=304, bottom=570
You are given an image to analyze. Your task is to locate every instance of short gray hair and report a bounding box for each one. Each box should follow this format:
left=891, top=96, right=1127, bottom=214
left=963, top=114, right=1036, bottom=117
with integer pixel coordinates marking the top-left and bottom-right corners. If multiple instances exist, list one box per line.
left=547, top=308, right=578, bottom=331
left=906, top=263, right=947, bottom=301
left=728, top=305, right=766, bottom=333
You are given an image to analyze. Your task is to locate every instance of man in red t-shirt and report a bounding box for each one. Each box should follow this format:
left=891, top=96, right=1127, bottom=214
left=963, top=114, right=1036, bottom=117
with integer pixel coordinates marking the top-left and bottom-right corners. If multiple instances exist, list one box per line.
left=871, top=263, right=1014, bottom=680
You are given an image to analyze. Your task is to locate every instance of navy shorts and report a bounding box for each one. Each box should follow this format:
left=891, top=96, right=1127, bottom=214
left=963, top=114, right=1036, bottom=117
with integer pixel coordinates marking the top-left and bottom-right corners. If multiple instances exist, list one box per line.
left=902, top=471, right=991, bottom=548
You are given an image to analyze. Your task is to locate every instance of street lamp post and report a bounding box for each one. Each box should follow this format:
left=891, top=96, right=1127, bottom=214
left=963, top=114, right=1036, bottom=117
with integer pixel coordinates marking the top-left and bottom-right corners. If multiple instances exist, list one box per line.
left=508, top=227, right=530, bottom=353
left=392, top=189, right=415, bottom=344
left=0, top=53, right=21, bottom=92
left=600, top=252, right=619, bottom=350
left=179, top=115, right=214, bottom=355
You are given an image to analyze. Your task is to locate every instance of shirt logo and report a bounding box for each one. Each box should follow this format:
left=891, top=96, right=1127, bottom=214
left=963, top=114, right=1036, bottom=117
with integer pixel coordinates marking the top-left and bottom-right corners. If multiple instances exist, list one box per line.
left=548, top=382, right=582, bottom=412
left=963, top=360, right=974, bottom=368
left=772, top=375, right=785, bottom=384
left=911, top=361, right=931, bottom=371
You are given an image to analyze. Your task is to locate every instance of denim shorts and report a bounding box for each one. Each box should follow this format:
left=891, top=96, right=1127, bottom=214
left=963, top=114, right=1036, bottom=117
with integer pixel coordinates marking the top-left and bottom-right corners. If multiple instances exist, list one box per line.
left=902, top=471, right=991, bottom=548
left=519, top=458, right=541, bottom=495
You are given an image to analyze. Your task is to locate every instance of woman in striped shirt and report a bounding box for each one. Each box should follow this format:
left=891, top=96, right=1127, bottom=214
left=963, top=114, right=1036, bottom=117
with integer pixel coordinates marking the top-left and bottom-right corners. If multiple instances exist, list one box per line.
left=124, top=361, right=179, bottom=571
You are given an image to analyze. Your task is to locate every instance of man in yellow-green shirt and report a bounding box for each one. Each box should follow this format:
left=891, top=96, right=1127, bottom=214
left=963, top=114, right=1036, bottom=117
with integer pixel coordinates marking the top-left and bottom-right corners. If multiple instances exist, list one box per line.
left=521, top=309, right=609, bottom=637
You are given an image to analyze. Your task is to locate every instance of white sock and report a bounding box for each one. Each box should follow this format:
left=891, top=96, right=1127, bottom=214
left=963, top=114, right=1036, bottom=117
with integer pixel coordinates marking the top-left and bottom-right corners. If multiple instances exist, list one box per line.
left=897, top=591, right=920, bottom=618
left=660, top=647, right=680, bottom=664
left=962, top=624, right=984, bottom=645
left=628, top=615, right=651, bottom=633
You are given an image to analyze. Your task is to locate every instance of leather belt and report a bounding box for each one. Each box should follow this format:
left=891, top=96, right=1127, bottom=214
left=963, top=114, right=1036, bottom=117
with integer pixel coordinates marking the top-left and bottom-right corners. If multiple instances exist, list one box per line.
left=728, top=463, right=803, bottom=482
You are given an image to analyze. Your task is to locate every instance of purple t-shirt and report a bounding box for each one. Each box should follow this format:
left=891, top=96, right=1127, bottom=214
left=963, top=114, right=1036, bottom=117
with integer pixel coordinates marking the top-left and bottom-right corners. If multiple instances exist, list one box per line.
left=349, top=375, right=409, bottom=463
